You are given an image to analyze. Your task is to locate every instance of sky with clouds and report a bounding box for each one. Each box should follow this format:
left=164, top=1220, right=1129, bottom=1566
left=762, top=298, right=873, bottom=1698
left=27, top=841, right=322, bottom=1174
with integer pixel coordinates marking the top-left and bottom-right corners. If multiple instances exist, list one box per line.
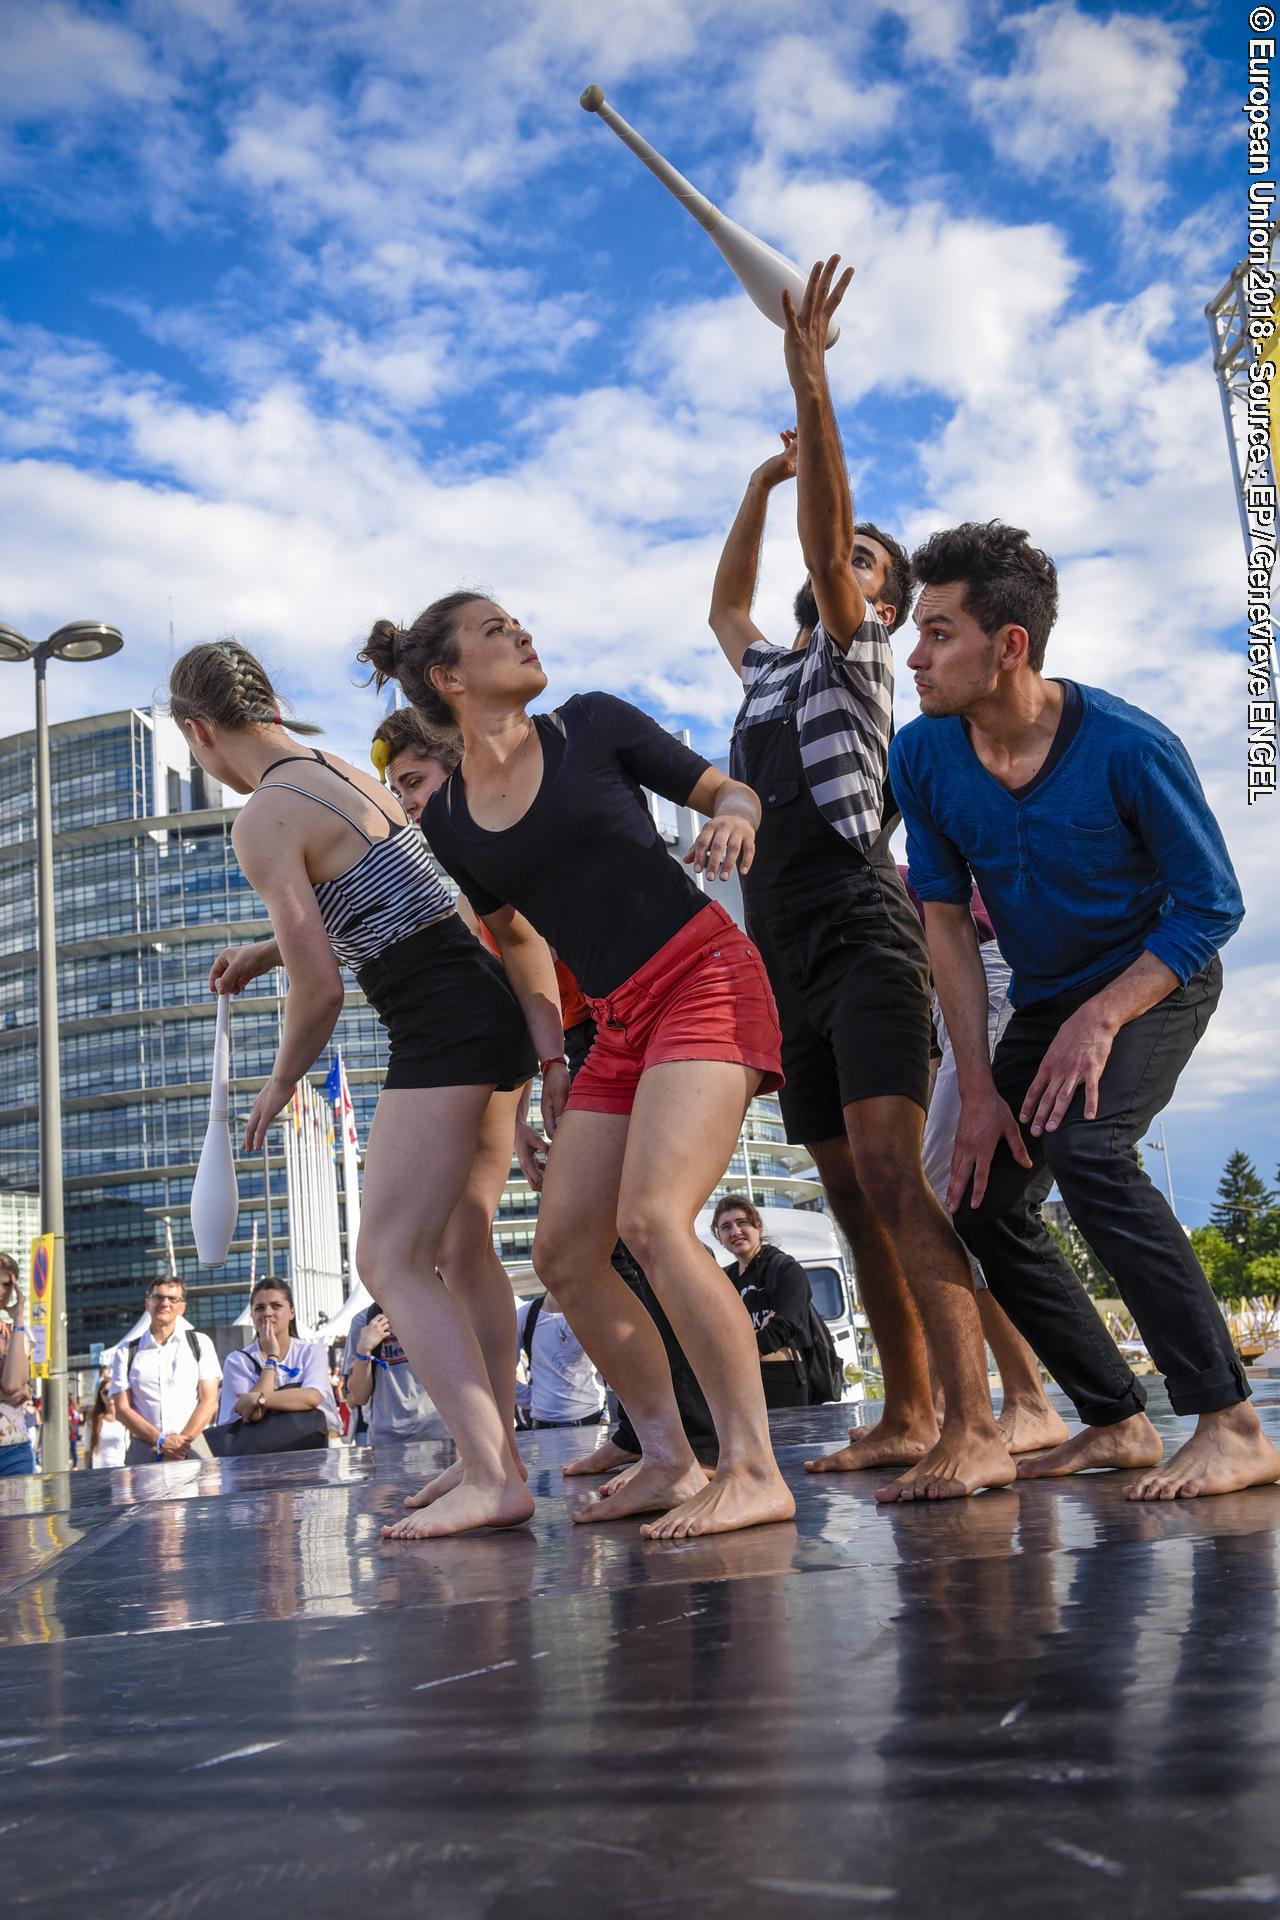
left=0, top=0, right=1269, bottom=1223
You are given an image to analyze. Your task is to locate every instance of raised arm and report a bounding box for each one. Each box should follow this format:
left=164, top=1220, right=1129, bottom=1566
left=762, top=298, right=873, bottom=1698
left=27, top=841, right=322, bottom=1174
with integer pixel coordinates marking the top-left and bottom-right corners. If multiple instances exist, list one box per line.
left=231, top=810, right=346, bottom=1152
left=708, top=432, right=797, bottom=677
left=782, top=257, right=864, bottom=651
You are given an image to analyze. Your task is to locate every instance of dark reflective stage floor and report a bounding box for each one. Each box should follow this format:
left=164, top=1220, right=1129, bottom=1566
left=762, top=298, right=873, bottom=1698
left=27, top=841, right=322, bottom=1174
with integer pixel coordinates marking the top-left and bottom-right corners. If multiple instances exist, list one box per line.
left=4, top=1385, right=1280, bottom=1918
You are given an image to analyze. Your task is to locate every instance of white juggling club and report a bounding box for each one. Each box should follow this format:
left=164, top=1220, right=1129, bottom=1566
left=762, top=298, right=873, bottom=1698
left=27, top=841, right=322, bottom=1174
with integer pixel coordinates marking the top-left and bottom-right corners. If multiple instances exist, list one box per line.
left=191, top=992, right=239, bottom=1267
left=579, top=85, right=839, bottom=346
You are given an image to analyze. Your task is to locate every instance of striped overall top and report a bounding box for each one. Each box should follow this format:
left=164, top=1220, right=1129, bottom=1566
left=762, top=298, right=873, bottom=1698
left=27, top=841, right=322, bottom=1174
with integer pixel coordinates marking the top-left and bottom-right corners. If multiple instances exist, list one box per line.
left=255, top=751, right=452, bottom=970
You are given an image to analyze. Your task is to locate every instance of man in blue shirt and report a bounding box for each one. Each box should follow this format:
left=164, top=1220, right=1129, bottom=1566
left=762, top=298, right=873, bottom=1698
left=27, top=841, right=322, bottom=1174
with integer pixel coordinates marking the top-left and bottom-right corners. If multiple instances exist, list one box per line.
left=892, top=519, right=1279, bottom=1500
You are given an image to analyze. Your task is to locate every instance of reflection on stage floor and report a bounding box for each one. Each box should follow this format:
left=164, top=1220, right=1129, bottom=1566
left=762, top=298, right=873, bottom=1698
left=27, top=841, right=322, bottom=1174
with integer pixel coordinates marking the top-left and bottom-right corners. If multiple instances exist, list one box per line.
left=3, top=1384, right=1279, bottom=1918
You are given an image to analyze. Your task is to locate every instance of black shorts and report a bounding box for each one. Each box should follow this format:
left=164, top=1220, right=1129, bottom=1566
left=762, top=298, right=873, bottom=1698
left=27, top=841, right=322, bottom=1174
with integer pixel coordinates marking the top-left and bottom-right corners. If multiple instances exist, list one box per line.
left=749, top=865, right=932, bottom=1144
left=356, top=915, right=537, bottom=1093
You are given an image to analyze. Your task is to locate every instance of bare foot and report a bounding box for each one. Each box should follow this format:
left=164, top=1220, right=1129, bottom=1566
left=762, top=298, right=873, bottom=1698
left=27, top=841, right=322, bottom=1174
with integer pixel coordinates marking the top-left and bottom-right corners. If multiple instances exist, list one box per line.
left=996, top=1399, right=1072, bottom=1456
left=875, top=1427, right=1017, bottom=1503
left=1126, top=1406, right=1280, bottom=1501
left=561, top=1438, right=639, bottom=1479
left=1016, top=1412, right=1162, bottom=1480
left=640, top=1464, right=796, bottom=1540
left=404, top=1449, right=528, bottom=1511
left=804, top=1417, right=938, bottom=1476
left=598, top=1458, right=716, bottom=1500
left=572, top=1460, right=708, bottom=1524
left=383, top=1478, right=534, bottom=1540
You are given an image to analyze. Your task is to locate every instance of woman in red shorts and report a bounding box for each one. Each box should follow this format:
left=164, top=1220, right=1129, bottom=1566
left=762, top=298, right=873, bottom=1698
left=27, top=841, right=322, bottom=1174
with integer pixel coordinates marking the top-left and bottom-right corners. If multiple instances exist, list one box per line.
left=359, top=595, right=794, bottom=1541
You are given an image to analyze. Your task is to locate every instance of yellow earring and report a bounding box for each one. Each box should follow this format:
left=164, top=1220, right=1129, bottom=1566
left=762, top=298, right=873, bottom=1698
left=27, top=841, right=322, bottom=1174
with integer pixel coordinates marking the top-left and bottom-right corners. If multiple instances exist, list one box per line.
left=370, top=738, right=390, bottom=785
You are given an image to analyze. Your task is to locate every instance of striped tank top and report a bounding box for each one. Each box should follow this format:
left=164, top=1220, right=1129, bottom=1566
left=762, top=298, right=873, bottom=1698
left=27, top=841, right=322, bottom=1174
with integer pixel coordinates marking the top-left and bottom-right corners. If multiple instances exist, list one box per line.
left=254, top=751, right=453, bottom=970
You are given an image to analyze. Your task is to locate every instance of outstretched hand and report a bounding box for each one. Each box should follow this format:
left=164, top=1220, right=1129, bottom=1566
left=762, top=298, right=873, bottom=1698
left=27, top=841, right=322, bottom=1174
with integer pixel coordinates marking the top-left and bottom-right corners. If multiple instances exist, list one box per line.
left=781, top=256, right=853, bottom=392
left=753, top=428, right=797, bottom=490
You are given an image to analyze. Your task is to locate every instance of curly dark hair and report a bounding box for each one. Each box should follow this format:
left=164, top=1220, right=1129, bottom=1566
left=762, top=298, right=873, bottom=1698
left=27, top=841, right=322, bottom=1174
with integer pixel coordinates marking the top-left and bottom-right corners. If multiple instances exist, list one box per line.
left=856, top=522, right=913, bottom=634
left=910, top=521, right=1058, bottom=670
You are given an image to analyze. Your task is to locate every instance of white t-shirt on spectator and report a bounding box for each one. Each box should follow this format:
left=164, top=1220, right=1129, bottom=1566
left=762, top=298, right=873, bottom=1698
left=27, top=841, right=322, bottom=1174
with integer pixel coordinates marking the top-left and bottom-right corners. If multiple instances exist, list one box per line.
left=515, top=1301, right=604, bottom=1424
left=219, top=1337, right=340, bottom=1432
left=109, top=1325, right=221, bottom=1436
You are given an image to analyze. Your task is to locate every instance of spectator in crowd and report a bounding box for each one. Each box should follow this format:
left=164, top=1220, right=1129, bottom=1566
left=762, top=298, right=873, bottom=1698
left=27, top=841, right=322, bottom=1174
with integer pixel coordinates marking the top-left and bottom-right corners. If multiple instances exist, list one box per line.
left=68, top=1394, right=84, bottom=1469
left=343, top=1302, right=447, bottom=1445
left=87, top=1379, right=128, bottom=1469
left=220, top=1278, right=339, bottom=1435
left=111, top=1278, right=221, bottom=1464
left=1, top=1251, right=35, bottom=1479
left=515, top=1291, right=607, bottom=1430
left=712, top=1198, right=814, bottom=1410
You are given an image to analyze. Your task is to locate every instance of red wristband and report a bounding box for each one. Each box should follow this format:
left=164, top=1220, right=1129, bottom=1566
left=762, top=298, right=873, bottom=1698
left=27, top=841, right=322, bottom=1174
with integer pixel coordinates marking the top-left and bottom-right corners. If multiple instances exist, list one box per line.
left=539, top=1055, right=568, bottom=1077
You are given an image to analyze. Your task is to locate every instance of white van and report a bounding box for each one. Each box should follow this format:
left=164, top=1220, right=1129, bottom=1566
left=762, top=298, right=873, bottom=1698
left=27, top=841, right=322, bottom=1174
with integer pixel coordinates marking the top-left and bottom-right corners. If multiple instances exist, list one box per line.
left=695, top=1203, right=864, bottom=1403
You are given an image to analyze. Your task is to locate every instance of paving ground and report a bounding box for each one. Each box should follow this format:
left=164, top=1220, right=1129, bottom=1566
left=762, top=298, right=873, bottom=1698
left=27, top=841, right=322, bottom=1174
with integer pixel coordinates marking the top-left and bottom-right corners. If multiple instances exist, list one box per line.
left=3, top=1384, right=1280, bottom=1919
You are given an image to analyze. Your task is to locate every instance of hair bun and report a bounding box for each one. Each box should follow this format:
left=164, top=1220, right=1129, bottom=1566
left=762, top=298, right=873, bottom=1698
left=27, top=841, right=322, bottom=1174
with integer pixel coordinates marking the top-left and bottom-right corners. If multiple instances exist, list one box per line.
left=360, top=618, right=403, bottom=689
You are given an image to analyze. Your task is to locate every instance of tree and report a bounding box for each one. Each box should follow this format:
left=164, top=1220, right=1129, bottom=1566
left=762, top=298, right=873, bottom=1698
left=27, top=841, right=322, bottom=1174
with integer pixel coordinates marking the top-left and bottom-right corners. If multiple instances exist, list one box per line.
left=1189, top=1225, right=1248, bottom=1304
left=1245, top=1253, right=1280, bottom=1303
left=1209, top=1151, right=1275, bottom=1257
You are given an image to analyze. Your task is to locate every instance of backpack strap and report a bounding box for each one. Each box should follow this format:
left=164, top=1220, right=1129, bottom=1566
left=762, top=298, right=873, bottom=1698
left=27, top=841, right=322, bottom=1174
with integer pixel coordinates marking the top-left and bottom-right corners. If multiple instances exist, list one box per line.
left=520, top=1294, right=544, bottom=1367
left=185, top=1328, right=203, bottom=1367
left=127, top=1338, right=140, bottom=1376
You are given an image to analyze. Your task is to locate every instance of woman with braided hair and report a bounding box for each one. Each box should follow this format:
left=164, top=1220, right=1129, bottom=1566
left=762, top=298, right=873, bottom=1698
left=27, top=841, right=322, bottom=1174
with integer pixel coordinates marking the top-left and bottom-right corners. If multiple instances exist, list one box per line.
left=168, top=639, right=564, bottom=1539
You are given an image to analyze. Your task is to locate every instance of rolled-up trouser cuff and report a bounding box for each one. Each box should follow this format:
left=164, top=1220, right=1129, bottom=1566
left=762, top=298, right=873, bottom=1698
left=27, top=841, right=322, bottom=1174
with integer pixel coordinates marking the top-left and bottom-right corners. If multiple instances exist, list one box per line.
left=1083, top=1378, right=1150, bottom=1428
left=1165, top=1357, right=1252, bottom=1418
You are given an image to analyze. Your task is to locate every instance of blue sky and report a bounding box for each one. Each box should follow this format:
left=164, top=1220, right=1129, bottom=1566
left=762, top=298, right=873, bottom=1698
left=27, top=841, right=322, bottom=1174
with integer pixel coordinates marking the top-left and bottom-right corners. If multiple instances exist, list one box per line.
left=0, top=0, right=1271, bottom=1222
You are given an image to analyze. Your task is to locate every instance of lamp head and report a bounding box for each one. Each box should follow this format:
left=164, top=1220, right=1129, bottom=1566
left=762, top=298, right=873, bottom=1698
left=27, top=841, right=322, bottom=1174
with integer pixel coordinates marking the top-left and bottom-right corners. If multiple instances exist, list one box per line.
left=0, top=624, right=34, bottom=664
left=47, top=622, right=123, bottom=663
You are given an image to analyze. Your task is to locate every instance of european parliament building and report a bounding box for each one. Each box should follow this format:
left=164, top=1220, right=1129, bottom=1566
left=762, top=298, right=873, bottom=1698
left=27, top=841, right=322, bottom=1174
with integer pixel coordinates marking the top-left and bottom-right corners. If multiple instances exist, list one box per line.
left=0, top=707, right=822, bottom=1359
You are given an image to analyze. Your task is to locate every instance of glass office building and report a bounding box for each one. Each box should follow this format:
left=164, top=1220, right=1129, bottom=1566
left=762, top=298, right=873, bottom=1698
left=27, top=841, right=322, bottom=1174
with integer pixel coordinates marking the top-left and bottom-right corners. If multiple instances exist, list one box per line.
left=0, top=708, right=822, bottom=1357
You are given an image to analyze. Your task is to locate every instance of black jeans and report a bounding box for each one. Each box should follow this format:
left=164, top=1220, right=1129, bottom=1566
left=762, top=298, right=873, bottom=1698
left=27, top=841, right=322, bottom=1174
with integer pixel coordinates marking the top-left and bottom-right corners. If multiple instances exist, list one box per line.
left=954, top=958, right=1248, bottom=1425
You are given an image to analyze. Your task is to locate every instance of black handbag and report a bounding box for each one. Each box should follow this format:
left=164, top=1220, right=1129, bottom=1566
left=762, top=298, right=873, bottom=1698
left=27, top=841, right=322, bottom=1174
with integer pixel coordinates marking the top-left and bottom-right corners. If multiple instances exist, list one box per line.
left=205, top=1408, right=329, bottom=1457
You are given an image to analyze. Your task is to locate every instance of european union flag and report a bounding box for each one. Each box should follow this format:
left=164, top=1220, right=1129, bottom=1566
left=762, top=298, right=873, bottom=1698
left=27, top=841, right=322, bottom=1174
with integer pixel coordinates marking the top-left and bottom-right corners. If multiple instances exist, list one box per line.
left=325, top=1054, right=342, bottom=1106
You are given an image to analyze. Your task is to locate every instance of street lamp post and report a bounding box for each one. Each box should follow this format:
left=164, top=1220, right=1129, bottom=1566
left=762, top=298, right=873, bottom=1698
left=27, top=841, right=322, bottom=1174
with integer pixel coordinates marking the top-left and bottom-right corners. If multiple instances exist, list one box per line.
left=0, top=621, right=123, bottom=1475
left=1144, top=1116, right=1177, bottom=1218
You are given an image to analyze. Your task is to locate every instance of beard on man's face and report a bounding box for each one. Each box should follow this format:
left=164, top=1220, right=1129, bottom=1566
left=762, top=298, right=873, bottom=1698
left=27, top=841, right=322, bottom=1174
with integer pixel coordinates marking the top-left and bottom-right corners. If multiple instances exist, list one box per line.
left=793, top=579, right=819, bottom=634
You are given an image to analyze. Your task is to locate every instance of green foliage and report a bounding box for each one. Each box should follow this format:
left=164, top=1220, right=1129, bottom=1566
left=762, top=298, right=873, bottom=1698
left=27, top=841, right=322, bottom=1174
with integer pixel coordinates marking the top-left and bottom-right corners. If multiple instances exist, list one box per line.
left=1245, top=1253, right=1280, bottom=1302
left=1189, top=1225, right=1248, bottom=1303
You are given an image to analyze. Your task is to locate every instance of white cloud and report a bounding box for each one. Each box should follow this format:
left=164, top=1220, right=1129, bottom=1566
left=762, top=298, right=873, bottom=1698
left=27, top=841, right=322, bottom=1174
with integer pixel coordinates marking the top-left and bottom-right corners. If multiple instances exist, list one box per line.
left=970, top=3, right=1187, bottom=221
left=0, top=0, right=162, bottom=120
left=748, top=34, right=902, bottom=157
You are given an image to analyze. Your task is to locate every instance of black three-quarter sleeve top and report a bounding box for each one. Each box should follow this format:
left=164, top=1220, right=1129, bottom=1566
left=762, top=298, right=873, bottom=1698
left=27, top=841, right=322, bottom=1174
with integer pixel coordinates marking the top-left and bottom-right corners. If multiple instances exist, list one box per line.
left=424, top=693, right=713, bottom=1000
left=727, top=1245, right=815, bottom=1356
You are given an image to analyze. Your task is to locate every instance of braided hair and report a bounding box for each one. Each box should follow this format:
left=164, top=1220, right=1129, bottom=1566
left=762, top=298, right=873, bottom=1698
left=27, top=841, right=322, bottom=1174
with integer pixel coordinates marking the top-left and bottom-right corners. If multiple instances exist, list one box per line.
left=167, top=639, right=322, bottom=736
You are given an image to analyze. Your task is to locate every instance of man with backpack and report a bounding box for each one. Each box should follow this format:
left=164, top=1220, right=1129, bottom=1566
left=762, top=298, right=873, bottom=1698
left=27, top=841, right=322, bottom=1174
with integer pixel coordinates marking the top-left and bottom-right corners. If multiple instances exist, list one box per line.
left=712, top=1197, right=843, bottom=1409
left=109, top=1279, right=221, bottom=1463
left=515, top=1291, right=607, bottom=1430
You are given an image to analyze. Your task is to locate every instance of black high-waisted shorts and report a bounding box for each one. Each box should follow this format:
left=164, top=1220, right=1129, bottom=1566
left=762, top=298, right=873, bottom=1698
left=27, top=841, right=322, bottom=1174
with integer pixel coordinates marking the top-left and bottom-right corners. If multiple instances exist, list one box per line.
left=357, top=914, right=537, bottom=1093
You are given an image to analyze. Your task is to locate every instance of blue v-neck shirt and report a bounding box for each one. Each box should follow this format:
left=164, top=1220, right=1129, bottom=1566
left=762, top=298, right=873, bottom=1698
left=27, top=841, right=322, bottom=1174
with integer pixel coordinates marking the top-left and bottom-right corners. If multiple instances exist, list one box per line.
left=889, top=683, right=1244, bottom=1007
